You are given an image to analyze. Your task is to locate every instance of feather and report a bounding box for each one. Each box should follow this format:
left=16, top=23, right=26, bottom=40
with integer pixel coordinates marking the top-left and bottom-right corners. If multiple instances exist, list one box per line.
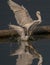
left=8, top=0, right=42, bottom=40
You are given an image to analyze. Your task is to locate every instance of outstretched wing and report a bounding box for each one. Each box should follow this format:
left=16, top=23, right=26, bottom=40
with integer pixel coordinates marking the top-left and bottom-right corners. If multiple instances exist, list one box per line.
left=8, top=0, right=33, bottom=26
left=9, top=24, right=25, bottom=36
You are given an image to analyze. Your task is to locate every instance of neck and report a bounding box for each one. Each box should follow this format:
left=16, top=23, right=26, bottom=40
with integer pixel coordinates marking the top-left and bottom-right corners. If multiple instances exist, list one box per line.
left=36, top=14, right=42, bottom=24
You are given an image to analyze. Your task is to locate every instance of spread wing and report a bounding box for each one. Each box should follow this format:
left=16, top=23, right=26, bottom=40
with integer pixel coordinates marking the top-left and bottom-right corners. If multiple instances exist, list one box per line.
left=9, top=24, right=25, bottom=36
left=8, top=0, right=33, bottom=26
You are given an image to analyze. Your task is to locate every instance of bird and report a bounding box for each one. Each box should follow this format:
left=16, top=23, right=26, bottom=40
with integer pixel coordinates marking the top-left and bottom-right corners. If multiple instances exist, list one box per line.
left=8, top=0, right=42, bottom=40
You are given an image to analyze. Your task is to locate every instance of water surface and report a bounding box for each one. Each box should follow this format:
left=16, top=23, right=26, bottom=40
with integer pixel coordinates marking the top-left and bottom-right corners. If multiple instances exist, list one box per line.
left=0, top=38, right=50, bottom=65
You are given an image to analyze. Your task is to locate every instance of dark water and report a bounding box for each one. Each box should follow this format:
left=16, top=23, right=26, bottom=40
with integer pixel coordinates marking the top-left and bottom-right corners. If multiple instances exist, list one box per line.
left=0, top=38, right=50, bottom=65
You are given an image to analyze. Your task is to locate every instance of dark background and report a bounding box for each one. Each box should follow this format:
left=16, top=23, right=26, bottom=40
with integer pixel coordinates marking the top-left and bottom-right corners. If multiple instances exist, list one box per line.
left=0, top=0, right=50, bottom=65
left=0, top=0, right=50, bottom=29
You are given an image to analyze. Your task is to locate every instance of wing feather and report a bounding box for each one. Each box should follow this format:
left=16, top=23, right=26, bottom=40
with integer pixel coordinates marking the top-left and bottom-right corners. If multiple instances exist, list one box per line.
left=9, top=24, right=25, bottom=36
left=8, top=0, right=33, bottom=26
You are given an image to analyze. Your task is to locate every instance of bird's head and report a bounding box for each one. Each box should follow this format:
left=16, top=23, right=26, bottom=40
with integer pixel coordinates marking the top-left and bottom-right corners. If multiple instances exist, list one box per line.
left=36, top=11, right=41, bottom=15
left=36, top=11, right=42, bottom=24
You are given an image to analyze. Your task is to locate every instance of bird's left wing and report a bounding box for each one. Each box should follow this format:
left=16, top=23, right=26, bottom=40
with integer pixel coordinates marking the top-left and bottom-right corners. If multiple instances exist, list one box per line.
left=9, top=24, right=25, bottom=36
left=8, top=0, right=33, bottom=26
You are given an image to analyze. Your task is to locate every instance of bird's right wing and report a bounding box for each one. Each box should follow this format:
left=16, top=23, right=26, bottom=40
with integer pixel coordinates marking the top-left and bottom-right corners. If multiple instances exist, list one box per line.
left=9, top=24, right=25, bottom=36
left=8, top=0, right=33, bottom=26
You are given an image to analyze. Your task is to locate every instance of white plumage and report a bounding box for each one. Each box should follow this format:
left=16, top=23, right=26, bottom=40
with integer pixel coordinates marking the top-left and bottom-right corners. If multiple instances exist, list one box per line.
left=8, top=0, right=42, bottom=40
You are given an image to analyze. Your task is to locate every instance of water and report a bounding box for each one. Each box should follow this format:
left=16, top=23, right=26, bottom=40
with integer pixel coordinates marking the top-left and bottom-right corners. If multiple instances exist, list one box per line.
left=0, top=37, right=50, bottom=65
left=0, top=0, right=50, bottom=65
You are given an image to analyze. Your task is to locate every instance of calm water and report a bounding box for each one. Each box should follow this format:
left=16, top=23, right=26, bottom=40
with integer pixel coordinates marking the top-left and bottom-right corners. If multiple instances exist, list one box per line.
left=0, top=0, right=50, bottom=65
left=0, top=38, right=50, bottom=65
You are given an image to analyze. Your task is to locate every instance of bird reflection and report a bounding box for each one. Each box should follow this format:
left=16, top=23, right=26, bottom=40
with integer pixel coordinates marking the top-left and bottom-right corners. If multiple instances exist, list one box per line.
left=10, top=40, right=43, bottom=65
